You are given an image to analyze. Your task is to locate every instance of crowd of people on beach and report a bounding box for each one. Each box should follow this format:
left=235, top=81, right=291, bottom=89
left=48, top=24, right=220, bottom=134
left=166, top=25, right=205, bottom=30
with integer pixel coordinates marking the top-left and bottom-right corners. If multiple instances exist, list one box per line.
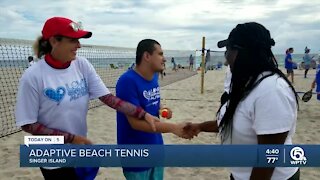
left=14, top=16, right=320, bottom=180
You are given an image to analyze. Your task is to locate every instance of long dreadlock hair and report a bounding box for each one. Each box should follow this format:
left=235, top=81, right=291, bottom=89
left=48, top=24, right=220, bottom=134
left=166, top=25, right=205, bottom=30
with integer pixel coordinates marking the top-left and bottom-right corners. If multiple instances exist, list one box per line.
left=218, top=22, right=299, bottom=143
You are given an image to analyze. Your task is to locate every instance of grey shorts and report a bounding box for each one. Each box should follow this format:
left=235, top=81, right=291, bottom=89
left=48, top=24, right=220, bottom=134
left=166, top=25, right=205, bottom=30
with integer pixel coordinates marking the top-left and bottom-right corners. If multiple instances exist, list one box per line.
left=287, top=69, right=294, bottom=73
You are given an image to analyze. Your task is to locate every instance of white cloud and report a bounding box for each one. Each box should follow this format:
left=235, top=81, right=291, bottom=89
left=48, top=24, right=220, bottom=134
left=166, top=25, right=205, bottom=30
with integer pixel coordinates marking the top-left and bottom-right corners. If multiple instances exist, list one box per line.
left=0, top=0, right=320, bottom=53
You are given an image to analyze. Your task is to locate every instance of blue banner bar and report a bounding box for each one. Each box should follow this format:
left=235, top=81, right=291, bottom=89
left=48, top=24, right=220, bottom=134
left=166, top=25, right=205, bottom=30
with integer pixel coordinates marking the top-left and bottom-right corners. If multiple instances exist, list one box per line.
left=20, top=145, right=320, bottom=167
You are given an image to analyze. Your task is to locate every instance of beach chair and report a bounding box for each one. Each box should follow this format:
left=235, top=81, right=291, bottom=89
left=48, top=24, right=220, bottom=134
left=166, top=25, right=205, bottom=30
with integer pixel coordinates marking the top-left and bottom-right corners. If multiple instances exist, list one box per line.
left=110, top=64, right=118, bottom=69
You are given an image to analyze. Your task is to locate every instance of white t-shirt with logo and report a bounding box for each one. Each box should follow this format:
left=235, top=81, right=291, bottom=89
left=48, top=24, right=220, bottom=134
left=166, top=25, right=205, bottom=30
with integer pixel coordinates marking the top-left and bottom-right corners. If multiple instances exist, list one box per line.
left=221, top=73, right=298, bottom=180
left=15, top=56, right=109, bottom=137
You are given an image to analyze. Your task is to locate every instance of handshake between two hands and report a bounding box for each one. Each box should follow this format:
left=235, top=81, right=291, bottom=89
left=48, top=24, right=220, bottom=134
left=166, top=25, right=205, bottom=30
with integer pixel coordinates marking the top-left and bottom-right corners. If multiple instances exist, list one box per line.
left=172, top=122, right=201, bottom=140
left=158, top=108, right=201, bottom=139
left=145, top=108, right=203, bottom=140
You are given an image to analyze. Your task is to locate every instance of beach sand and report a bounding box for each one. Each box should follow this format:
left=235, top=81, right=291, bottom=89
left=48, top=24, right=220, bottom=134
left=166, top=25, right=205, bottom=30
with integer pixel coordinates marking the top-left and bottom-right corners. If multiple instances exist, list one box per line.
left=0, top=67, right=319, bottom=180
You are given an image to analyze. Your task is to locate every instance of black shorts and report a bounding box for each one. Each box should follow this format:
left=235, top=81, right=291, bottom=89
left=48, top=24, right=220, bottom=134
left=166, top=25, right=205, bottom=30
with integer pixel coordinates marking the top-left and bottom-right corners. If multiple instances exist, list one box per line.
left=40, top=167, right=77, bottom=180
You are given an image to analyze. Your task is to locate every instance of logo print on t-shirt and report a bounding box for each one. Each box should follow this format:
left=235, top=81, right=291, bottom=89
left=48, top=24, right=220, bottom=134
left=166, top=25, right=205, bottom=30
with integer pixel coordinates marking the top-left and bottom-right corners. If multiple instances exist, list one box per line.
left=143, top=87, right=160, bottom=101
left=43, top=87, right=66, bottom=104
left=65, top=78, right=88, bottom=101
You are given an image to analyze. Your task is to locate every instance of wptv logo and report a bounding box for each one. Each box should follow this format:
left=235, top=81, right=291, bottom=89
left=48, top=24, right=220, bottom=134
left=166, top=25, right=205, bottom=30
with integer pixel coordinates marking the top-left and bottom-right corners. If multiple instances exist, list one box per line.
left=290, top=147, right=307, bottom=165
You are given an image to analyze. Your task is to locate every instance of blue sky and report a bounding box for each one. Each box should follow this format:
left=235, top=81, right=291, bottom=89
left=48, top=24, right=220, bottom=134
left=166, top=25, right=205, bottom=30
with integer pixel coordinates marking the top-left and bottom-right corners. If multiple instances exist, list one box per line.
left=0, top=0, right=320, bottom=54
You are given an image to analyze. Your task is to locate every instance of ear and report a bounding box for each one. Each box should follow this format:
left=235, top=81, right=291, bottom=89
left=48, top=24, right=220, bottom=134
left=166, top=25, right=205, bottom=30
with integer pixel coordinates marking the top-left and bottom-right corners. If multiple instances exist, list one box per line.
left=143, top=52, right=151, bottom=62
left=48, top=37, right=58, bottom=47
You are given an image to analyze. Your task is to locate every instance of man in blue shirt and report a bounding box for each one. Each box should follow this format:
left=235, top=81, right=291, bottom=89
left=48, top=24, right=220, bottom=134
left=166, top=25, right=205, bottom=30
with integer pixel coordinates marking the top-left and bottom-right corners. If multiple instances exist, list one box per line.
left=116, top=39, right=192, bottom=180
left=285, top=47, right=295, bottom=83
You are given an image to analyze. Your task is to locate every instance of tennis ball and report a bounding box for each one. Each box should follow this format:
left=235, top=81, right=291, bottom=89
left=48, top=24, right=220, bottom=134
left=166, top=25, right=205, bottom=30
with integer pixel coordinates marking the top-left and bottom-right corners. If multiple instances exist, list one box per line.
left=160, top=109, right=169, bottom=118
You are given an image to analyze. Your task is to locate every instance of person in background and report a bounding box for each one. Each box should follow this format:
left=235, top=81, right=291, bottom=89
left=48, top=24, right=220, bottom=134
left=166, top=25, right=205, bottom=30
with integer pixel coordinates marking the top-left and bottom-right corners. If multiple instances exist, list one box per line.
left=171, top=57, right=177, bottom=72
left=128, top=62, right=136, bottom=70
left=285, top=47, right=295, bottom=83
left=303, top=47, right=312, bottom=78
left=28, top=56, right=36, bottom=67
left=15, top=17, right=159, bottom=180
left=205, top=49, right=211, bottom=73
left=189, top=54, right=194, bottom=71
left=160, top=62, right=166, bottom=80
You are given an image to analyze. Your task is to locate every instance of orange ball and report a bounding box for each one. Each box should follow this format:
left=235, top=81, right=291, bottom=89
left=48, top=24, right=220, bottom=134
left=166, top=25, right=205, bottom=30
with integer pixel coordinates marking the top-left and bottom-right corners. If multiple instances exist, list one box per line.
left=161, top=109, right=169, bottom=118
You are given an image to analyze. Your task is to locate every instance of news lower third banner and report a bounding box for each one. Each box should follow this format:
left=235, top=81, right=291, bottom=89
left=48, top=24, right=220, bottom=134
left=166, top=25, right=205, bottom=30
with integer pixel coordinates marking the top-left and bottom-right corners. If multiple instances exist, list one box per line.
left=20, top=144, right=320, bottom=167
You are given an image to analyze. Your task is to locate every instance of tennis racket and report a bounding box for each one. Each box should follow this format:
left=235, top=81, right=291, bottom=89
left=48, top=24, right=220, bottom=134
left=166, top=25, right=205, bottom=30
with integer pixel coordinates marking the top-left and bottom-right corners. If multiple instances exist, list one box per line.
left=302, top=89, right=313, bottom=102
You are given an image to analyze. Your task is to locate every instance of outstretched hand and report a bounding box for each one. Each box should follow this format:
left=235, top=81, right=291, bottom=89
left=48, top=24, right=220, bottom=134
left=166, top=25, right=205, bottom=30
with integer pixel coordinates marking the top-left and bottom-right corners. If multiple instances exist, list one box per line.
left=172, top=122, right=200, bottom=140
left=311, top=81, right=316, bottom=89
left=183, top=122, right=201, bottom=138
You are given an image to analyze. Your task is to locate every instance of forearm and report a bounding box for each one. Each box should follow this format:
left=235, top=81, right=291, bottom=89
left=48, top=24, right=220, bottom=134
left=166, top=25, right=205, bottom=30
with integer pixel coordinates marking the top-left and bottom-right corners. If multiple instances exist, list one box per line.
left=21, top=122, right=74, bottom=143
left=199, top=120, right=219, bottom=133
left=311, top=79, right=316, bottom=89
left=250, top=167, right=275, bottom=180
left=127, top=116, right=176, bottom=133
left=99, top=94, right=145, bottom=119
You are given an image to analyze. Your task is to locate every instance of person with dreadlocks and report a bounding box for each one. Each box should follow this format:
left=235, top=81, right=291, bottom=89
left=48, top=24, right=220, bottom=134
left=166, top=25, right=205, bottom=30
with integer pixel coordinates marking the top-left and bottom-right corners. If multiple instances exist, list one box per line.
left=183, top=22, right=300, bottom=180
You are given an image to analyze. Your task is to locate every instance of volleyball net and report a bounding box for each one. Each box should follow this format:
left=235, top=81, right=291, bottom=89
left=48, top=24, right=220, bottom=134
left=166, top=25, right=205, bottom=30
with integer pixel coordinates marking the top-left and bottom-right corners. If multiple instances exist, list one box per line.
left=0, top=38, right=195, bottom=137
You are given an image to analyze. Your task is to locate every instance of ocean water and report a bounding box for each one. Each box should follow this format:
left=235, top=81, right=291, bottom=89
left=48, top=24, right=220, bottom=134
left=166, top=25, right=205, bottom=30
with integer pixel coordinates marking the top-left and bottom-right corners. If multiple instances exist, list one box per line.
left=1, top=53, right=318, bottom=68
left=0, top=41, right=195, bottom=68
left=87, top=56, right=194, bottom=68
left=190, top=53, right=319, bottom=69
left=1, top=38, right=319, bottom=68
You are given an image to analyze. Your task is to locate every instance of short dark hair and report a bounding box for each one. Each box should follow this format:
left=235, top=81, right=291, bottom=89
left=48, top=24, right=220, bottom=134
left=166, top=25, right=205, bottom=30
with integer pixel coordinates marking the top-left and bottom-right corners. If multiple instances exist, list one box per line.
left=136, top=39, right=160, bottom=65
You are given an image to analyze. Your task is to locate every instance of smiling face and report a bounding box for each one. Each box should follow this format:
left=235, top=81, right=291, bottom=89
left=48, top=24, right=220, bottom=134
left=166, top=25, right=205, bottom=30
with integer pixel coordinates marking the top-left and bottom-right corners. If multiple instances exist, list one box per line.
left=50, top=36, right=81, bottom=62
